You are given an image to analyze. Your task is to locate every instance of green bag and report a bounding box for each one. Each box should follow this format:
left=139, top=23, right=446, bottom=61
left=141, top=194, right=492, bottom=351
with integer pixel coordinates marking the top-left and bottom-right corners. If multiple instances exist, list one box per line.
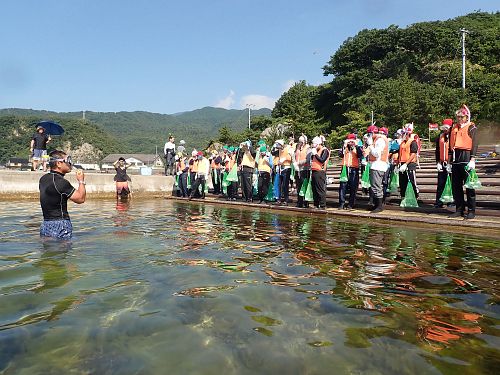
left=400, top=177, right=419, bottom=208
left=339, top=165, right=348, bottom=183
left=175, top=175, right=179, bottom=187
left=265, top=178, right=275, bottom=201
left=299, top=178, right=309, bottom=197
left=187, top=173, right=191, bottom=189
left=361, top=163, right=371, bottom=189
left=464, top=169, right=482, bottom=189
left=389, top=170, right=399, bottom=193
left=439, top=175, right=454, bottom=203
left=226, top=164, right=238, bottom=182
left=304, top=177, right=314, bottom=202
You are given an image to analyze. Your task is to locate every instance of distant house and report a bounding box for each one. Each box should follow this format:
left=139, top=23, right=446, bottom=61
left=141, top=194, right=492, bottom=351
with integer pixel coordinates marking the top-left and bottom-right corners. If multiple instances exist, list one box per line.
left=6, top=158, right=31, bottom=170
left=101, top=154, right=164, bottom=172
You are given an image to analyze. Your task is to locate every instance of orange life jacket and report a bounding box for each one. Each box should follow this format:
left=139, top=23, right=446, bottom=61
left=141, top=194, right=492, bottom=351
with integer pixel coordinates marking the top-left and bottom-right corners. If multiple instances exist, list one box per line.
left=311, top=146, right=329, bottom=171
left=438, top=134, right=450, bottom=162
left=188, top=157, right=198, bottom=172
left=368, top=134, right=389, bottom=163
left=295, top=145, right=309, bottom=164
left=399, top=134, right=417, bottom=163
left=343, top=146, right=359, bottom=168
left=279, top=145, right=292, bottom=166
left=450, top=122, right=474, bottom=151
left=177, top=159, right=186, bottom=173
left=257, top=156, right=271, bottom=173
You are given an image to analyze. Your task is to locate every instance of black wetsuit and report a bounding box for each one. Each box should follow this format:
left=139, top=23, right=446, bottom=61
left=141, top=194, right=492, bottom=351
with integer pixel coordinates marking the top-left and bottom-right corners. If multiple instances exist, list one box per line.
left=39, top=171, right=75, bottom=220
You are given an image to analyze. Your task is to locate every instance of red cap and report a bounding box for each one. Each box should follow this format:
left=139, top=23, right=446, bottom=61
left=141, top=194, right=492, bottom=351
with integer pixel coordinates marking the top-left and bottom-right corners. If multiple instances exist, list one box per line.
left=442, top=118, right=453, bottom=126
left=379, top=127, right=388, bottom=135
left=197, top=151, right=203, bottom=156
left=346, top=133, right=356, bottom=140
left=367, top=125, right=378, bottom=133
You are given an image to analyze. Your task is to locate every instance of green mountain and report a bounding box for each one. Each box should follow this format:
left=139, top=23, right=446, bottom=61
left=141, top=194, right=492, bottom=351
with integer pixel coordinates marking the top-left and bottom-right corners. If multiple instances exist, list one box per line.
left=0, top=115, right=121, bottom=165
left=0, top=107, right=272, bottom=162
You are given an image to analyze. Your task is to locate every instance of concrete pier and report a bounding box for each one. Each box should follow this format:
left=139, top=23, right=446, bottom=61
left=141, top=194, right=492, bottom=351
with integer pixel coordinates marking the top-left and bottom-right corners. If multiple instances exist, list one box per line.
left=0, top=170, right=175, bottom=199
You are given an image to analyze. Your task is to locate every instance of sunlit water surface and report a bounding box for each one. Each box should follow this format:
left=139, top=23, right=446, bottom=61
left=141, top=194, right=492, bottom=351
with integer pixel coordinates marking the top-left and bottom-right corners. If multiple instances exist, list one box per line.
left=0, top=200, right=499, bottom=374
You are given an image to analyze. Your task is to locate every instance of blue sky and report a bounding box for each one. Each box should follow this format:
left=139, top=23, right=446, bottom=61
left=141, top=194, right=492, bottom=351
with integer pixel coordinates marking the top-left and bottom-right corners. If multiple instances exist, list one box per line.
left=1, top=0, right=498, bottom=114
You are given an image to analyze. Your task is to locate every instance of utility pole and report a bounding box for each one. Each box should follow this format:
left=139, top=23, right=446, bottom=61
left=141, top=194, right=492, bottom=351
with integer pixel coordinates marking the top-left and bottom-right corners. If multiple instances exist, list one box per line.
left=82, top=110, right=86, bottom=120
left=371, top=110, right=374, bottom=125
left=460, top=28, right=469, bottom=90
left=246, top=104, right=255, bottom=130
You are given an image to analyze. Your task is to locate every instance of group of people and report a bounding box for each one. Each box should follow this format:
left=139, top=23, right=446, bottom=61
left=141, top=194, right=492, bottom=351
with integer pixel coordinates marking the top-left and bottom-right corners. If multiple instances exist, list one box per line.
left=174, top=135, right=331, bottom=209
left=37, top=104, right=478, bottom=241
left=172, top=104, right=478, bottom=219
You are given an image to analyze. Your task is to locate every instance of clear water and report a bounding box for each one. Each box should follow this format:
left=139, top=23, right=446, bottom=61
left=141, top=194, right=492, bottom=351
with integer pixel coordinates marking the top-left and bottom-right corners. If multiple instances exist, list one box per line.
left=0, top=200, right=499, bottom=375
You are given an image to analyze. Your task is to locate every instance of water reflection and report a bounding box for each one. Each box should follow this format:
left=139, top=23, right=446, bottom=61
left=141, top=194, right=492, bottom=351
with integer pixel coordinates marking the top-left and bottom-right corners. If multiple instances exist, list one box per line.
left=0, top=200, right=498, bottom=374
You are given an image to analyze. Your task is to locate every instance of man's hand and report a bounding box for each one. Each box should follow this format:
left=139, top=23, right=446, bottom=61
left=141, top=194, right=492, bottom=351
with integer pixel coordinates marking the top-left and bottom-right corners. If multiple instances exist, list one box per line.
left=311, top=148, right=317, bottom=156
left=399, top=163, right=407, bottom=173
left=75, top=169, right=85, bottom=182
left=436, top=163, right=443, bottom=172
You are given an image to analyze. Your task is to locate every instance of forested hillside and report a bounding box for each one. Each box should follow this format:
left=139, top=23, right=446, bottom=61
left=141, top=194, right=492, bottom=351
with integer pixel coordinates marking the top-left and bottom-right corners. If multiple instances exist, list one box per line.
left=270, top=12, right=499, bottom=147
left=0, top=107, right=271, bottom=162
left=0, top=116, right=120, bottom=164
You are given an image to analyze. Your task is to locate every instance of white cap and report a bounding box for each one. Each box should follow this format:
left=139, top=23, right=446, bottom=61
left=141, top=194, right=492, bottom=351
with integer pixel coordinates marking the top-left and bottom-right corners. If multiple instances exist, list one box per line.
left=298, top=135, right=307, bottom=143
left=191, top=149, right=197, bottom=157
left=275, top=139, right=284, bottom=146
left=312, top=136, right=322, bottom=146
left=180, top=140, right=185, bottom=145
left=404, top=123, right=414, bottom=133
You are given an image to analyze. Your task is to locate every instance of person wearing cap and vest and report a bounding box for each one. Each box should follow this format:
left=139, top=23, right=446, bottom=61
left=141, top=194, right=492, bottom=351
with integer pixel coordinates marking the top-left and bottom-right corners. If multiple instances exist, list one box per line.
left=225, top=147, right=238, bottom=200
left=293, top=135, right=311, bottom=208
left=210, top=150, right=223, bottom=195
left=398, top=123, right=419, bottom=201
left=273, top=139, right=293, bottom=205
left=449, top=105, right=478, bottom=219
left=237, top=140, right=257, bottom=202
left=362, top=125, right=378, bottom=200
left=378, top=127, right=392, bottom=200
left=188, top=150, right=198, bottom=197
left=434, top=119, right=453, bottom=208
left=257, top=146, right=272, bottom=203
left=338, top=133, right=363, bottom=210
left=270, top=140, right=284, bottom=202
left=365, top=126, right=389, bottom=213
left=189, top=151, right=210, bottom=200
left=176, top=152, right=189, bottom=197
left=311, top=136, right=330, bottom=209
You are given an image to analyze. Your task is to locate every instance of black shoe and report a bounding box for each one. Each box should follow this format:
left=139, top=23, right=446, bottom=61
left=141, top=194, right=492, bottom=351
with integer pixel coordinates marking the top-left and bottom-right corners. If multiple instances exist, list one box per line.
left=449, top=211, right=464, bottom=218
left=433, top=203, right=444, bottom=208
left=338, top=205, right=344, bottom=210
left=465, top=212, right=476, bottom=220
left=346, top=205, right=354, bottom=210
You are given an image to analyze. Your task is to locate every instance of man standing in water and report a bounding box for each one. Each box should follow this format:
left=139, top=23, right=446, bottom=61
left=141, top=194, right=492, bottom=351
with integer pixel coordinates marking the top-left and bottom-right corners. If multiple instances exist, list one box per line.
left=39, top=150, right=86, bottom=239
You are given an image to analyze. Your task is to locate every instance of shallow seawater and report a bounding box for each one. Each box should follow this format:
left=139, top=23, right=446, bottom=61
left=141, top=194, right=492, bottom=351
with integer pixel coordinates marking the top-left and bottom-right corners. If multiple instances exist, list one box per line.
left=0, top=199, right=499, bottom=375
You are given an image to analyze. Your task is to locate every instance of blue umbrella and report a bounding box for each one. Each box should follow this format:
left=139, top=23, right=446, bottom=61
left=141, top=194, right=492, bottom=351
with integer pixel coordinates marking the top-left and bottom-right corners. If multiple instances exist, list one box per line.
left=36, top=121, right=64, bottom=136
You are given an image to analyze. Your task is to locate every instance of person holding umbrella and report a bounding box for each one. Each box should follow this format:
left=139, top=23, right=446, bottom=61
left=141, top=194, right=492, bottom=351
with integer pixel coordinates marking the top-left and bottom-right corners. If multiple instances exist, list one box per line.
left=30, top=125, right=51, bottom=172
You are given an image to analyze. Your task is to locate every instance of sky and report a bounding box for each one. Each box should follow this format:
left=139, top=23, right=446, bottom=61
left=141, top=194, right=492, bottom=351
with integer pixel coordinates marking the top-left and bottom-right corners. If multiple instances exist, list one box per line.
left=1, top=0, right=498, bottom=114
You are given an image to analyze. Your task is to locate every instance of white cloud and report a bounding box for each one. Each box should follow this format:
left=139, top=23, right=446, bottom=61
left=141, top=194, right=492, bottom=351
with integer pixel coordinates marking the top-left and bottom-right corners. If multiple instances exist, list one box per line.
left=240, top=95, right=276, bottom=110
left=283, top=79, right=298, bottom=92
left=215, top=90, right=235, bottom=109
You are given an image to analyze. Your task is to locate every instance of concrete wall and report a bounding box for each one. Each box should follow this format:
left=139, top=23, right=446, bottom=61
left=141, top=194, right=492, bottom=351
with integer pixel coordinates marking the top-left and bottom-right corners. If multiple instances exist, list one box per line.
left=0, top=170, right=175, bottom=198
